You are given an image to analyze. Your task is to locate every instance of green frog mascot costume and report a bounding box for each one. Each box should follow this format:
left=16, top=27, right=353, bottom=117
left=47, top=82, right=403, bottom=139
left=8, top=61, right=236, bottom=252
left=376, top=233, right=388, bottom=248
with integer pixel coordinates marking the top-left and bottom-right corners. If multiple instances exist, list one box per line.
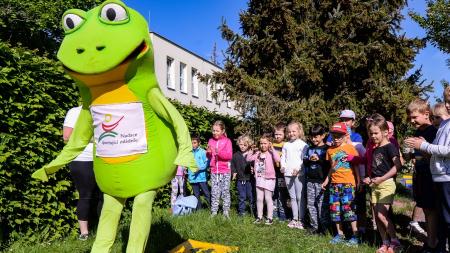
left=31, top=0, right=197, bottom=252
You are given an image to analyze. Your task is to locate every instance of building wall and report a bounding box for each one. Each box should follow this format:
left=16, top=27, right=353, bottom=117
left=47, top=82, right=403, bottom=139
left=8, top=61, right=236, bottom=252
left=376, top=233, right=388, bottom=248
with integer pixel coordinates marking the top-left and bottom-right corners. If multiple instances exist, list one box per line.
left=150, top=32, right=239, bottom=117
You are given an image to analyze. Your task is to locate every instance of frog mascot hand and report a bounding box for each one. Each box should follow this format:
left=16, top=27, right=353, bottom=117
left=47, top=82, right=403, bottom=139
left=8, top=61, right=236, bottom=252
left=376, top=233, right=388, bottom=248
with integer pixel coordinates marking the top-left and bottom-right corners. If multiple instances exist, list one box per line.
left=31, top=0, right=197, bottom=252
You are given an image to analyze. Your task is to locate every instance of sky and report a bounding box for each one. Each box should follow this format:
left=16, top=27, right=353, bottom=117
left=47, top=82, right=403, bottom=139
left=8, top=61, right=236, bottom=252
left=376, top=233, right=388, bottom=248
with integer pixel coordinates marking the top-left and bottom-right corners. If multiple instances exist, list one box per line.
left=123, top=0, right=449, bottom=102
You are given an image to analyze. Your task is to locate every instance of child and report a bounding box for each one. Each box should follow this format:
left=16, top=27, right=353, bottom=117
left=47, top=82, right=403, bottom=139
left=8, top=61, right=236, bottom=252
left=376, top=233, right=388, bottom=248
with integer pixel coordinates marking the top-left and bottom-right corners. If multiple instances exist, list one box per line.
left=207, top=120, right=233, bottom=218
left=281, top=121, right=308, bottom=229
left=326, top=109, right=363, bottom=145
left=445, top=86, right=450, bottom=113
left=272, top=123, right=292, bottom=221
left=231, top=135, right=254, bottom=216
left=404, top=98, right=439, bottom=252
left=405, top=102, right=450, bottom=251
left=322, top=122, right=360, bottom=245
left=304, top=124, right=330, bottom=234
left=247, top=134, right=281, bottom=225
left=187, top=136, right=210, bottom=210
left=364, top=118, right=402, bottom=252
left=430, top=105, right=445, bottom=128
left=171, top=165, right=186, bottom=208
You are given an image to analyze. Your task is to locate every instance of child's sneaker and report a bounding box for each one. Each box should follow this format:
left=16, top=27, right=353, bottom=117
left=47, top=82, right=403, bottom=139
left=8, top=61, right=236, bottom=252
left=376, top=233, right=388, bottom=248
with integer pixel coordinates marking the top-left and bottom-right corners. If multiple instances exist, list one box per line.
left=376, top=244, right=389, bottom=253
left=265, top=219, right=273, bottom=225
left=287, top=220, right=297, bottom=228
left=346, top=235, right=360, bottom=247
left=329, top=234, right=345, bottom=244
left=253, top=218, right=263, bottom=224
left=295, top=221, right=304, bottom=229
left=409, top=221, right=426, bottom=236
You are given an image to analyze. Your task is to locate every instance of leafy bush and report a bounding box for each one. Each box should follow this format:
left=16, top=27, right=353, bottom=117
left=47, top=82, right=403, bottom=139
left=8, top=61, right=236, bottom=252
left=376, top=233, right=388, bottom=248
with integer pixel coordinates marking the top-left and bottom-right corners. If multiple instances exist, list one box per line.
left=0, top=42, right=79, bottom=243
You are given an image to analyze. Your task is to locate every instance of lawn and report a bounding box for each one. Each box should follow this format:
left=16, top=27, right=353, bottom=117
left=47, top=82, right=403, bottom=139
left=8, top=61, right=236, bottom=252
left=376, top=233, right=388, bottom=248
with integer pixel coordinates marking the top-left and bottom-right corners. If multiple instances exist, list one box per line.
left=5, top=208, right=379, bottom=253
left=4, top=181, right=424, bottom=253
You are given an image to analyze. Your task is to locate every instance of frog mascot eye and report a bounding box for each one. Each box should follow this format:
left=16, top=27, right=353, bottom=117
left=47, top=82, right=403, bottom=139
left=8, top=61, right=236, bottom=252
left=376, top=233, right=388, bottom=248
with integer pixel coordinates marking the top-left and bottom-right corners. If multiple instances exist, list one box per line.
left=62, top=13, right=84, bottom=32
left=100, top=3, right=128, bottom=23
left=31, top=0, right=197, bottom=252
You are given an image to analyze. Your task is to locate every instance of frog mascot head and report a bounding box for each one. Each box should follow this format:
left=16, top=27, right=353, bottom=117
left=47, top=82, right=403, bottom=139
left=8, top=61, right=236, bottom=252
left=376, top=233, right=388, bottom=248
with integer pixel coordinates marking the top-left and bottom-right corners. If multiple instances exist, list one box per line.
left=32, top=0, right=197, bottom=251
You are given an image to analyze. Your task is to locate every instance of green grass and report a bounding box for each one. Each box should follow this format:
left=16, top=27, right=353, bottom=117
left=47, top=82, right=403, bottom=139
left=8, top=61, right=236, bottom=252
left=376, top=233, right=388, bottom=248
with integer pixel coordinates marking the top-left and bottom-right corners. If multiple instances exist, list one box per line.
left=4, top=208, right=378, bottom=253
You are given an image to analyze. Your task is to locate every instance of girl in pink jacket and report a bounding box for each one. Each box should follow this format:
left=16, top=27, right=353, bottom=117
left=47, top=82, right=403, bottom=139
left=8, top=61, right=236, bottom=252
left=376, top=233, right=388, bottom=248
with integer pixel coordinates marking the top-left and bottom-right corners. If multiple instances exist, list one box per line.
left=207, top=120, right=233, bottom=218
left=247, top=134, right=280, bottom=225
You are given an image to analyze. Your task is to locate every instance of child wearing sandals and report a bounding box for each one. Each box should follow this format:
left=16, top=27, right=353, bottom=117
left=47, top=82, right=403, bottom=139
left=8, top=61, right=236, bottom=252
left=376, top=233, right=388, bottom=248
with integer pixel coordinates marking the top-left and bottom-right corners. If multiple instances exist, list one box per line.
left=364, top=117, right=402, bottom=252
left=247, top=134, right=281, bottom=225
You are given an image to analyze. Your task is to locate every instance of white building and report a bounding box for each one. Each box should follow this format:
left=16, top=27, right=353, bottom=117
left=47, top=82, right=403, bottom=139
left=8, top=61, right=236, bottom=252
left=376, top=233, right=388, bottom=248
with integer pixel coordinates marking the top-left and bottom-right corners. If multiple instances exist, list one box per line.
left=150, top=32, right=239, bottom=117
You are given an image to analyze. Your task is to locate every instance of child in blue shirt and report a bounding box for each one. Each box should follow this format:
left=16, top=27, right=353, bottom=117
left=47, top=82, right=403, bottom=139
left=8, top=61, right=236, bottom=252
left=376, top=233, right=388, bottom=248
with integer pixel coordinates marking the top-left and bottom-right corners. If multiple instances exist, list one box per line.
left=187, top=136, right=210, bottom=210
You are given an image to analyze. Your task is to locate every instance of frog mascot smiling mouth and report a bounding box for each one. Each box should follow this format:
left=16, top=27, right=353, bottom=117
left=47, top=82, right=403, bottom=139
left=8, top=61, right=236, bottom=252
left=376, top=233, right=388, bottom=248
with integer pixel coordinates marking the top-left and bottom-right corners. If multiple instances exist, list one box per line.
left=31, top=0, right=197, bottom=252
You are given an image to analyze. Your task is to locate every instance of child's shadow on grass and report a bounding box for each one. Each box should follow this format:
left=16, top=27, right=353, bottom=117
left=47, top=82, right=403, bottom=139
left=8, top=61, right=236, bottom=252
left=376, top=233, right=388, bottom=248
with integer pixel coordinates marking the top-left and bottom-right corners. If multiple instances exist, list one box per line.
left=120, top=218, right=185, bottom=253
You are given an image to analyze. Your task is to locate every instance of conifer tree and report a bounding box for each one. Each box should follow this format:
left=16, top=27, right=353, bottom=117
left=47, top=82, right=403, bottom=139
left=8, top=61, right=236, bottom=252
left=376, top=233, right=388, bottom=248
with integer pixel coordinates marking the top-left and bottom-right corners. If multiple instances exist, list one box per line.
left=211, top=0, right=431, bottom=135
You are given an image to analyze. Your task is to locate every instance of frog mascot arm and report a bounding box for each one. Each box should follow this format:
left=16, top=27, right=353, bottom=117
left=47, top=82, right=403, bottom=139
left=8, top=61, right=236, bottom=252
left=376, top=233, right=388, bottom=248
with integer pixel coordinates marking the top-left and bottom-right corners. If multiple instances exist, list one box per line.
left=32, top=1, right=196, bottom=252
left=32, top=108, right=93, bottom=181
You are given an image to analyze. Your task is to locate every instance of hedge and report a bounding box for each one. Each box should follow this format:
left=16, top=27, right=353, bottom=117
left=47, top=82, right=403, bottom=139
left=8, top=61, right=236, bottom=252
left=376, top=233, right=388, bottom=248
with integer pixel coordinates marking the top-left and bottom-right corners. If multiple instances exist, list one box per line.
left=0, top=41, right=239, bottom=244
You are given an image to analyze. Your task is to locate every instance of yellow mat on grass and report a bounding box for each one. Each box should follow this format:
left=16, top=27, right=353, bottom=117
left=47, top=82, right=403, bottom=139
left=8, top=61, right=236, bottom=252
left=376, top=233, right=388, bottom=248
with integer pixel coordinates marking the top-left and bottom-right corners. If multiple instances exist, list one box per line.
left=169, top=239, right=239, bottom=253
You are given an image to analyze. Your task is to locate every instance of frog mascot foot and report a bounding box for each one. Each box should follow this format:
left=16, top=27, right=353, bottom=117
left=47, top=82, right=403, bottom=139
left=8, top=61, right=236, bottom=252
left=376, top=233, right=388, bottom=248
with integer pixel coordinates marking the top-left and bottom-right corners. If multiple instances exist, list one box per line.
left=92, top=191, right=156, bottom=253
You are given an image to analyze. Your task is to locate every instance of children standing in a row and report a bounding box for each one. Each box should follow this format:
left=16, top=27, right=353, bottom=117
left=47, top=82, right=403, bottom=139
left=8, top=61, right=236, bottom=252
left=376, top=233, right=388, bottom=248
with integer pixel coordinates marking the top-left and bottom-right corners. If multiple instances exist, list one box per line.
left=281, top=122, right=308, bottom=229
left=207, top=120, right=233, bottom=218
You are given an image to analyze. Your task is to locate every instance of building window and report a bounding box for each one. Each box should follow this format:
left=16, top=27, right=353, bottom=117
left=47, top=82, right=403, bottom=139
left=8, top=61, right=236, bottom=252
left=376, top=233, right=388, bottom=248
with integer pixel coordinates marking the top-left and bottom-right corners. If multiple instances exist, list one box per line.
left=191, top=68, right=198, bottom=98
left=206, top=83, right=212, bottom=102
left=179, top=62, right=187, bottom=94
left=166, top=57, right=175, bottom=90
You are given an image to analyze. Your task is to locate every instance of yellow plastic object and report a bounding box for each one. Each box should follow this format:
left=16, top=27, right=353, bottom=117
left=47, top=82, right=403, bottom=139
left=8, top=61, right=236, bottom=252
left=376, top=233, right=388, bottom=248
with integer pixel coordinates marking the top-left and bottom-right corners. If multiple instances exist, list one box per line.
left=169, top=239, right=239, bottom=253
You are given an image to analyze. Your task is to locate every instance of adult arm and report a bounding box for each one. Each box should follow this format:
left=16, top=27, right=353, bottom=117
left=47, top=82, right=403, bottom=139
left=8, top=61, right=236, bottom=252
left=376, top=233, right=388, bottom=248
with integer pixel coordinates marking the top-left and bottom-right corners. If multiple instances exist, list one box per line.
left=420, top=141, right=450, bottom=157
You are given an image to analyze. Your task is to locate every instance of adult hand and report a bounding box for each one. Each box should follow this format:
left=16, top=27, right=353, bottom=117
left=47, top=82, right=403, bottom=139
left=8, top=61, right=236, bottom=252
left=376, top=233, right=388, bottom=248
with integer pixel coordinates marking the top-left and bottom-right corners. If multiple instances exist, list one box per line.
left=404, top=137, right=424, bottom=149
